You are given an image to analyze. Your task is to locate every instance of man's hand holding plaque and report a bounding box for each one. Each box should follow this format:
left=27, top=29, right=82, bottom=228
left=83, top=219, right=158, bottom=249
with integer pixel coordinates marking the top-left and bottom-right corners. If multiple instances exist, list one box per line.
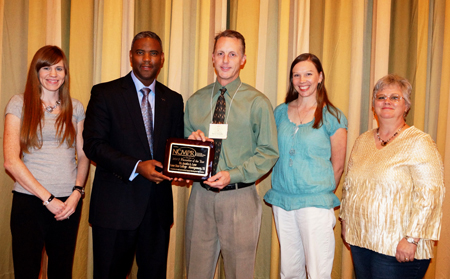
left=185, top=130, right=231, bottom=189
left=137, top=160, right=172, bottom=184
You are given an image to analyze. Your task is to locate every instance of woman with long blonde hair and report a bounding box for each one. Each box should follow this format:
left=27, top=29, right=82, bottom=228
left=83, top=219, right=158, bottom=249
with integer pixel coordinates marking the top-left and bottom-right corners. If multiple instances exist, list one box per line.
left=3, top=45, right=89, bottom=278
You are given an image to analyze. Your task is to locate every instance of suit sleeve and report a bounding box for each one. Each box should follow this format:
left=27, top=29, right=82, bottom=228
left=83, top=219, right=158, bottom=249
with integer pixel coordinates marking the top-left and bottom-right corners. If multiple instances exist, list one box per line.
left=172, top=93, right=185, bottom=139
left=83, top=85, right=139, bottom=181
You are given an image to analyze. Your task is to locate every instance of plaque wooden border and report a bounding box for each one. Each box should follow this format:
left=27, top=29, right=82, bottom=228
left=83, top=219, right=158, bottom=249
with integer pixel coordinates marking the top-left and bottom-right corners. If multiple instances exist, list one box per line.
left=163, top=138, right=215, bottom=181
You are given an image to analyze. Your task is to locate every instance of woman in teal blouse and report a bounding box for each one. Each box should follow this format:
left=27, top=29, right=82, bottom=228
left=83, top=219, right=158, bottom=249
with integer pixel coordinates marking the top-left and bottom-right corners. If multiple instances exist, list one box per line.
left=264, top=53, right=347, bottom=279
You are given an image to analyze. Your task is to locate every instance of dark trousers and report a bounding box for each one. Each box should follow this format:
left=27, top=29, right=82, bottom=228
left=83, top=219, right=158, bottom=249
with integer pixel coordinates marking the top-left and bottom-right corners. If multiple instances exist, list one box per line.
left=92, top=199, right=170, bottom=279
left=10, top=191, right=82, bottom=279
left=351, top=245, right=431, bottom=279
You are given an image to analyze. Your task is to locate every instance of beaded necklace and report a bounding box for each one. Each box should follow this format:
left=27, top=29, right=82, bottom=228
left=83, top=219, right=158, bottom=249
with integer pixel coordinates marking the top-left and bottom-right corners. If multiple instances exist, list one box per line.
left=376, top=123, right=406, bottom=146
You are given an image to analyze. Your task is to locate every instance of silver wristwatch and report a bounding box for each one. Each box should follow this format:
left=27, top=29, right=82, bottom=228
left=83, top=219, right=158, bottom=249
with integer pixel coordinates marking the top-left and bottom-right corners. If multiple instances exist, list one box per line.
left=405, top=236, right=419, bottom=245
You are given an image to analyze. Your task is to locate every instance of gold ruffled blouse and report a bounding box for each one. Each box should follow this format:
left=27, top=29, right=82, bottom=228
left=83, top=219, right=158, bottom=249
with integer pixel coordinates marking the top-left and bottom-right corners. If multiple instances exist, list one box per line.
left=340, top=126, right=444, bottom=259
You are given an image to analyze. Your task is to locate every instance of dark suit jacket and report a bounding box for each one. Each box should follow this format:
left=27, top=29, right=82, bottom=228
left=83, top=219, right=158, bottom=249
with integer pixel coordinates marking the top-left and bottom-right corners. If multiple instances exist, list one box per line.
left=83, top=72, right=184, bottom=230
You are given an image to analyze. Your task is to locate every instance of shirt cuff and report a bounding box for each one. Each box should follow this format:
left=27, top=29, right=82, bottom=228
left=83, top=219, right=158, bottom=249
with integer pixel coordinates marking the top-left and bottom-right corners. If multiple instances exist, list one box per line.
left=129, top=160, right=141, bottom=181
left=228, top=168, right=243, bottom=184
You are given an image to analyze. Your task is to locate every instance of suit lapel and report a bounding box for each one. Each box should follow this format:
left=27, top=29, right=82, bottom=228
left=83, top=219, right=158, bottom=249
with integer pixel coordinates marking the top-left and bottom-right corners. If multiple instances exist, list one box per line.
left=121, top=74, right=152, bottom=156
left=153, top=81, right=168, bottom=153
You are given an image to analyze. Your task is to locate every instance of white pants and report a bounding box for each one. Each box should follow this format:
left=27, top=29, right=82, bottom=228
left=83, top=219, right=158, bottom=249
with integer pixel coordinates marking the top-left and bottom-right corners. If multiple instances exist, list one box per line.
left=273, top=206, right=336, bottom=279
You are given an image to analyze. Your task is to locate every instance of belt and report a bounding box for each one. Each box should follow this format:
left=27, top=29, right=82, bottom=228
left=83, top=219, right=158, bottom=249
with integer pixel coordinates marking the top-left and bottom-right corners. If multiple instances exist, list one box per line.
left=200, top=181, right=254, bottom=193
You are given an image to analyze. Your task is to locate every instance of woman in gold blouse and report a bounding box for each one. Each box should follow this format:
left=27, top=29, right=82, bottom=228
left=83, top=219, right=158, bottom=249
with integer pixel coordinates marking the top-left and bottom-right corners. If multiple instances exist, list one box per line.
left=340, top=74, right=444, bottom=279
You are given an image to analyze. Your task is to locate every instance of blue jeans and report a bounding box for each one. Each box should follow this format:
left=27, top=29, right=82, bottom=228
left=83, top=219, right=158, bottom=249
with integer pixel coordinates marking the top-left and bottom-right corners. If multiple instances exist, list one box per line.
left=350, top=245, right=430, bottom=279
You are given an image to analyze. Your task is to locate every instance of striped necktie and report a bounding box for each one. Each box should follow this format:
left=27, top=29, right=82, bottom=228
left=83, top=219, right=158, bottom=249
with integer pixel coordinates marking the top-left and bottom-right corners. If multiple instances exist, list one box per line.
left=211, top=87, right=227, bottom=174
left=140, top=88, right=154, bottom=157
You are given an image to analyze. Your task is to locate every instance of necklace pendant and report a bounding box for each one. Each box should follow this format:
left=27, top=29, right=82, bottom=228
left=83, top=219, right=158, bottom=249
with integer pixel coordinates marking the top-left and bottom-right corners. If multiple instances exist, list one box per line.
left=376, top=123, right=406, bottom=147
left=42, top=100, right=61, bottom=113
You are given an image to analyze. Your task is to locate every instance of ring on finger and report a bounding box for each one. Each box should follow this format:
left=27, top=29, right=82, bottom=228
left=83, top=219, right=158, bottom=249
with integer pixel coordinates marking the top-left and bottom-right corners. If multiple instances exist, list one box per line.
left=405, top=258, right=408, bottom=261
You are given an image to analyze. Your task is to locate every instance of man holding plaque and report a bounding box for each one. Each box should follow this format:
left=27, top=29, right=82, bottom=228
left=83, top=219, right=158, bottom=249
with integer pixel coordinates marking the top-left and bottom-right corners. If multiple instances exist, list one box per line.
left=83, top=31, right=184, bottom=278
left=184, top=30, right=279, bottom=278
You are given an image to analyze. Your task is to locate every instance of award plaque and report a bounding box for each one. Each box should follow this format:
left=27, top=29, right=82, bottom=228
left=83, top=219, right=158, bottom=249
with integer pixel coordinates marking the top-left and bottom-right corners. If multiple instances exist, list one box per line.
left=163, top=138, right=214, bottom=181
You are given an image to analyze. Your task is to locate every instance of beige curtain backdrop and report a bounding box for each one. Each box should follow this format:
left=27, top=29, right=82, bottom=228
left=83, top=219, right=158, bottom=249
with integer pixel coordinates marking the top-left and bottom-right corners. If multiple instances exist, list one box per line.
left=1, top=0, right=450, bottom=278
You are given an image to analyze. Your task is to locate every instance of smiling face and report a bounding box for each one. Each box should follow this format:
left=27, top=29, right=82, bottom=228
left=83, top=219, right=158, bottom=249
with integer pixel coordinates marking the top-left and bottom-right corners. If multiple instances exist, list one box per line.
left=38, top=60, right=66, bottom=93
left=129, top=37, right=164, bottom=86
left=212, top=37, right=246, bottom=86
left=373, top=85, right=408, bottom=121
left=291, top=60, right=323, bottom=100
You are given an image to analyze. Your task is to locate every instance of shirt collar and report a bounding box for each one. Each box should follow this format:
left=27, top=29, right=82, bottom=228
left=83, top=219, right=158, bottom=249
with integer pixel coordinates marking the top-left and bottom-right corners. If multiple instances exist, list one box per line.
left=214, top=77, right=242, bottom=98
left=131, top=71, right=156, bottom=94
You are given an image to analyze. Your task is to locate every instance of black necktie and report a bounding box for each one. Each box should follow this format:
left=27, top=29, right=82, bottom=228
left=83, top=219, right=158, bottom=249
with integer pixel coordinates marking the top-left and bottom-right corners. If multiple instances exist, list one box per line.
left=140, top=88, right=154, bottom=157
left=212, top=87, right=227, bottom=175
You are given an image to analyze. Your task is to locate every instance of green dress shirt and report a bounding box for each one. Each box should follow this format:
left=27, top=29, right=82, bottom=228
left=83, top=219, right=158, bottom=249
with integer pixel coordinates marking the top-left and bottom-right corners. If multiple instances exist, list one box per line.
left=184, top=77, right=279, bottom=184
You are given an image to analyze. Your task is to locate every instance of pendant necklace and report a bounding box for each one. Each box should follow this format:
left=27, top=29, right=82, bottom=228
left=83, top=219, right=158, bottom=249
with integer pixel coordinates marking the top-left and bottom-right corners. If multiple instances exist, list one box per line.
left=289, top=101, right=317, bottom=167
left=377, top=123, right=406, bottom=146
left=297, top=102, right=316, bottom=124
left=42, top=100, right=61, bottom=113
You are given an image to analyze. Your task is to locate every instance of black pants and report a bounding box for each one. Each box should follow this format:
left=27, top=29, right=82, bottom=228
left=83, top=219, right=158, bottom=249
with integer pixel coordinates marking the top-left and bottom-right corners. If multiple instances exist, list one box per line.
left=92, top=198, right=170, bottom=279
left=10, top=191, right=82, bottom=279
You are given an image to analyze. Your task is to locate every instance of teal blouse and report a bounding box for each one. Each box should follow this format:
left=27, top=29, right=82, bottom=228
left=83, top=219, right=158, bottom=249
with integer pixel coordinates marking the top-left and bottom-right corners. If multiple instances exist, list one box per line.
left=264, top=103, right=347, bottom=211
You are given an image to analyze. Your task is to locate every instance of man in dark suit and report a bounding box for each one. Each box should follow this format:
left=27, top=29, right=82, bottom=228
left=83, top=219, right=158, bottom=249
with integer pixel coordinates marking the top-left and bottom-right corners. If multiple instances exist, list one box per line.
left=83, top=31, right=184, bottom=279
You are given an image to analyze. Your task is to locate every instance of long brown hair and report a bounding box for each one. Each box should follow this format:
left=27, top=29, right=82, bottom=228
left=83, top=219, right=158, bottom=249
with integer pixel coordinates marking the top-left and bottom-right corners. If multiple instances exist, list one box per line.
left=20, top=45, right=75, bottom=153
left=285, top=53, right=341, bottom=129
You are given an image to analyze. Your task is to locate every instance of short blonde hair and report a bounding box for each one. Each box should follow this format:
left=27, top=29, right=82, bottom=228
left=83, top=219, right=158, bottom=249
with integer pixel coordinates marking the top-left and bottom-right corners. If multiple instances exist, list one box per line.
left=372, top=74, right=412, bottom=118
